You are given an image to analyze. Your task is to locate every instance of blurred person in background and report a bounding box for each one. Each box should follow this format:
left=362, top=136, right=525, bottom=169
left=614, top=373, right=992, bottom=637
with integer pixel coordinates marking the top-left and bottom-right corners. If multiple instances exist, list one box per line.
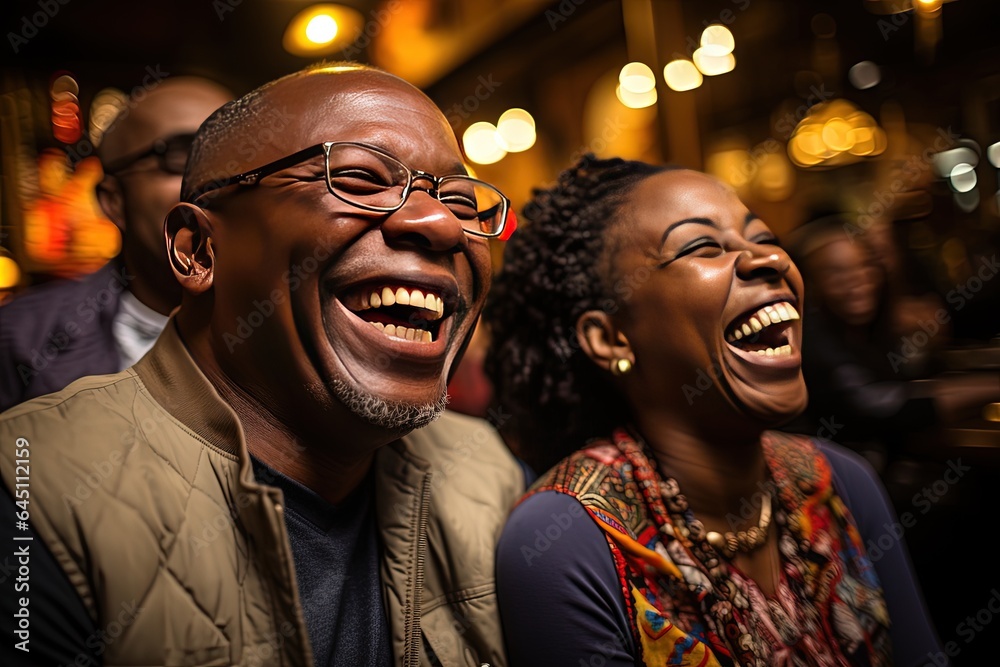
left=784, top=215, right=1000, bottom=476
left=0, top=75, right=232, bottom=412
left=486, top=155, right=942, bottom=666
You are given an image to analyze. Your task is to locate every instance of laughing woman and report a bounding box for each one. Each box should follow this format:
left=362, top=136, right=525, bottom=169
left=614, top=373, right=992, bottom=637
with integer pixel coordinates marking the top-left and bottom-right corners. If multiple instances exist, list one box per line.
left=485, top=155, right=944, bottom=666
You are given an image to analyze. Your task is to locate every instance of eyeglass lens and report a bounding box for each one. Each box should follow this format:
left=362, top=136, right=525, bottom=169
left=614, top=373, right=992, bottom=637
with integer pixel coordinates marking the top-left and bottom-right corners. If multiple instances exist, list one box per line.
left=326, top=144, right=504, bottom=235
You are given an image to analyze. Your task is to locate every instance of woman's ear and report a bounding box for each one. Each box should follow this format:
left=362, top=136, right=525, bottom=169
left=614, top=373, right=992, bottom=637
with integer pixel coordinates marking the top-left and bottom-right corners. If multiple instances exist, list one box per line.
left=165, top=203, right=215, bottom=295
left=576, top=310, right=634, bottom=375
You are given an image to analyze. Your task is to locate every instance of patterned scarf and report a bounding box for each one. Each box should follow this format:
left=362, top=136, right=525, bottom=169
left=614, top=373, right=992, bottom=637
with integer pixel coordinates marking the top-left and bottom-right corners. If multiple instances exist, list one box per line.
left=527, top=428, right=892, bottom=666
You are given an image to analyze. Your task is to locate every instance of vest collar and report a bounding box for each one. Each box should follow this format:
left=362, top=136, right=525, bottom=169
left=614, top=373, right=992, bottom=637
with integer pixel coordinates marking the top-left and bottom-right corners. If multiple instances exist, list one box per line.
left=133, top=316, right=246, bottom=460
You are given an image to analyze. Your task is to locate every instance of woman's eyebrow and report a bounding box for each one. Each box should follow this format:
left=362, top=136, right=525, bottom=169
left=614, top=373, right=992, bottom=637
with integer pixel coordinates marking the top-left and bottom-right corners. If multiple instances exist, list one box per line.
left=659, top=217, right=717, bottom=247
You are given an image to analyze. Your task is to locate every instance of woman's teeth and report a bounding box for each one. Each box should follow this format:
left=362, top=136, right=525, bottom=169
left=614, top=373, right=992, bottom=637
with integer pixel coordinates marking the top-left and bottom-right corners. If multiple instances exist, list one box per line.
left=727, top=301, right=799, bottom=343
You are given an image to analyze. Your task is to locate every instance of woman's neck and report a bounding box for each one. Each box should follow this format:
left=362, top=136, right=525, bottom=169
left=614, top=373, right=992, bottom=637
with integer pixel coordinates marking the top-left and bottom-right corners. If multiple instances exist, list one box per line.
left=633, top=412, right=769, bottom=527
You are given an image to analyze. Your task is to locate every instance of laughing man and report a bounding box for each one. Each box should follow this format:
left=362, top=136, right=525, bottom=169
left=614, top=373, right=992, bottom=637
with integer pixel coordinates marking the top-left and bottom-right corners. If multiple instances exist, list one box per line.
left=0, top=64, right=524, bottom=667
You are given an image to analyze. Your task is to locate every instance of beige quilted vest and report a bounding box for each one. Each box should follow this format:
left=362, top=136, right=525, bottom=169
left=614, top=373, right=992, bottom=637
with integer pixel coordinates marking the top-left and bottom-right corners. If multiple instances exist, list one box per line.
left=0, top=321, right=522, bottom=666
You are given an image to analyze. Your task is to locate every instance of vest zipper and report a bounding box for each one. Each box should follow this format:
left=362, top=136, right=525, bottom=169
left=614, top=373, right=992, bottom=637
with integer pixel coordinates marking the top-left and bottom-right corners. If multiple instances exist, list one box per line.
left=404, top=472, right=432, bottom=667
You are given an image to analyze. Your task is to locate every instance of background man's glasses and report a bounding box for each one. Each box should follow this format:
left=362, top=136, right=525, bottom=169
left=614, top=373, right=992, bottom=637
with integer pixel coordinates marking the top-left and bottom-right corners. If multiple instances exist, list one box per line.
left=189, top=141, right=514, bottom=239
left=103, top=133, right=195, bottom=176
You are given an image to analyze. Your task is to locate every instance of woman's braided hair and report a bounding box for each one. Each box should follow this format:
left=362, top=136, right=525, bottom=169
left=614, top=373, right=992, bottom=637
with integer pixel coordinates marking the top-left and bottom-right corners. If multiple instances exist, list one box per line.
left=484, top=153, right=673, bottom=473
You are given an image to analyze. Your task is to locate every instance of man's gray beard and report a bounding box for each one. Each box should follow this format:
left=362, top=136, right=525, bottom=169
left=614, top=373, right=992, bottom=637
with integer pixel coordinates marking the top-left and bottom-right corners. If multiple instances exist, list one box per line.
left=330, top=380, right=449, bottom=431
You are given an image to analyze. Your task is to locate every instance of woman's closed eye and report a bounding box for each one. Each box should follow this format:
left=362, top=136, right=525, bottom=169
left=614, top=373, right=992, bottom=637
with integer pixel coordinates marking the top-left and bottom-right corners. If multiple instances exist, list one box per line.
left=675, top=239, right=725, bottom=259
left=752, top=235, right=782, bottom=247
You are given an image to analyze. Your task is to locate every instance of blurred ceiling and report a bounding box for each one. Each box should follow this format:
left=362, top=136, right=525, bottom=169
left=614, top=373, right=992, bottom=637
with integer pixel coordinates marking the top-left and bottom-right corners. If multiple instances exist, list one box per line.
left=5, top=0, right=997, bottom=97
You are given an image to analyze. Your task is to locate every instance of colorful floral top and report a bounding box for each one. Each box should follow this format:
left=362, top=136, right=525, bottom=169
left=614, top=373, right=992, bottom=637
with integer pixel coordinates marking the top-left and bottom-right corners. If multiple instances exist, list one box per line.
left=522, top=428, right=892, bottom=666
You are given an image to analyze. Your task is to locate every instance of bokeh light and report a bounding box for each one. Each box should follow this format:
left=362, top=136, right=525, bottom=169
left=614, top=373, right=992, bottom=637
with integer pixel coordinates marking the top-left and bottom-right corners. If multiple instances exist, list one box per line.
left=496, top=108, right=536, bottom=152
left=463, top=122, right=507, bottom=165
left=663, top=59, right=702, bottom=92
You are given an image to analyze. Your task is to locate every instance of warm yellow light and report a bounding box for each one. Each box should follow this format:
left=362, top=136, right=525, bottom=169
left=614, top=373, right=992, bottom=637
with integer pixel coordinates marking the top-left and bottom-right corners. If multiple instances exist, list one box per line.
left=616, top=84, right=657, bottom=109
left=496, top=108, right=536, bottom=152
left=283, top=4, right=363, bottom=56
left=619, top=62, right=656, bottom=94
left=663, top=60, right=702, bottom=92
left=693, top=48, right=735, bottom=76
left=700, top=24, right=735, bottom=56
left=914, top=0, right=943, bottom=14
left=795, top=127, right=826, bottom=157
left=788, top=139, right=821, bottom=167
left=305, top=14, right=338, bottom=44
left=755, top=152, right=794, bottom=201
left=0, top=256, right=20, bottom=289
left=706, top=149, right=752, bottom=188
left=463, top=122, right=507, bottom=165
left=821, top=118, right=852, bottom=152
left=847, top=127, right=876, bottom=155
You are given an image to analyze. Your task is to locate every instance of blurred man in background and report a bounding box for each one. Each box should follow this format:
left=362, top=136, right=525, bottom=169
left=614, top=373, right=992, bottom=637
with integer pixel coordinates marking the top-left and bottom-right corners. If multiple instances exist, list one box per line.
left=0, top=75, right=232, bottom=411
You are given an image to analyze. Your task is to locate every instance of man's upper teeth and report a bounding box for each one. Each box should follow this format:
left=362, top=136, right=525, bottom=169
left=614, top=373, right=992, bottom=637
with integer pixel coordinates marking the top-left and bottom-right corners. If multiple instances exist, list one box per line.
left=729, top=301, right=799, bottom=341
left=359, top=286, right=445, bottom=318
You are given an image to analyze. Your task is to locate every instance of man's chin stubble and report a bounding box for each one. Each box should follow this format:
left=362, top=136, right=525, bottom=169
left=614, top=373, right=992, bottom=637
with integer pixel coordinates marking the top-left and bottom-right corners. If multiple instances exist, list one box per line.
left=329, top=379, right=449, bottom=431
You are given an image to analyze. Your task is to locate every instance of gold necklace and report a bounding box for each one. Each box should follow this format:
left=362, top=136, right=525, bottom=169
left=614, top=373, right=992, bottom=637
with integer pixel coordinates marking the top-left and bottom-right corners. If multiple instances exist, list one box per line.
left=704, top=492, right=772, bottom=558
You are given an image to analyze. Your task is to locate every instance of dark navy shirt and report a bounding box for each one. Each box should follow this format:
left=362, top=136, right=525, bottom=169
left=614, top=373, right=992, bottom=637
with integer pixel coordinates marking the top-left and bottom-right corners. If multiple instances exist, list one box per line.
left=252, top=459, right=392, bottom=667
left=497, top=441, right=946, bottom=667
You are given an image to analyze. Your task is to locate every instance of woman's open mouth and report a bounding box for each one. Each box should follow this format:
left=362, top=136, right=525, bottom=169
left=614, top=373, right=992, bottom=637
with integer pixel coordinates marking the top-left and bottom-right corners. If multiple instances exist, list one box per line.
left=724, top=300, right=799, bottom=359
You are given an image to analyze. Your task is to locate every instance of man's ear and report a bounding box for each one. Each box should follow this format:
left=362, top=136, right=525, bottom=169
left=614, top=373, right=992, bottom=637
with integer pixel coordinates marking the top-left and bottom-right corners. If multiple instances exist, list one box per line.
left=576, top=310, right=633, bottom=374
left=96, top=176, right=126, bottom=234
left=165, top=203, right=215, bottom=295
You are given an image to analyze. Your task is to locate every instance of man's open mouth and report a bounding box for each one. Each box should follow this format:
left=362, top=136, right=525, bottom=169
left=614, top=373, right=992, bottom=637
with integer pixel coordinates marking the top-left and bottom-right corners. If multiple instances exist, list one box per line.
left=724, top=300, right=799, bottom=358
left=342, top=284, right=452, bottom=343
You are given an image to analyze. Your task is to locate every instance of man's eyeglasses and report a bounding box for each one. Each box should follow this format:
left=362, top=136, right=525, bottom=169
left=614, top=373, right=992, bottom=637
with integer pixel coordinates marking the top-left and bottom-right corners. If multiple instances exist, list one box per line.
left=188, top=141, right=515, bottom=239
left=103, top=133, right=195, bottom=176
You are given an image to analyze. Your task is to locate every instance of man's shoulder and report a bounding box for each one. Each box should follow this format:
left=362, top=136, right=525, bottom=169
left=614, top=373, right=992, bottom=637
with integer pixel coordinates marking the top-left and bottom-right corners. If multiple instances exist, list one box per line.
left=0, top=371, right=144, bottom=466
left=403, top=409, right=518, bottom=470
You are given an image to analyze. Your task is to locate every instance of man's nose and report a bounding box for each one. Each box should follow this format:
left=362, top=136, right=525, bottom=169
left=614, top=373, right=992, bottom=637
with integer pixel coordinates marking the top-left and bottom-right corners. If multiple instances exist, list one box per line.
left=735, top=246, right=790, bottom=282
left=380, top=189, right=466, bottom=252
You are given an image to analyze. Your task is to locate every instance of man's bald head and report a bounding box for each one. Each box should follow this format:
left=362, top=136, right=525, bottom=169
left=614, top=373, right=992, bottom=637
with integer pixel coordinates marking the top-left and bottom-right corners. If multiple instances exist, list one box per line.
left=181, top=63, right=452, bottom=202
left=95, top=75, right=232, bottom=315
left=99, top=76, right=232, bottom=166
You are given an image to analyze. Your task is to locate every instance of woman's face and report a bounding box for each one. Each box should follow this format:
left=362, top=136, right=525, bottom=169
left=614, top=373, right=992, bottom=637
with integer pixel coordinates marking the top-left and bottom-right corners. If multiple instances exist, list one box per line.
left=807, top=238, right=883, bottom=327
left=608, top=170, right=807, bottom=426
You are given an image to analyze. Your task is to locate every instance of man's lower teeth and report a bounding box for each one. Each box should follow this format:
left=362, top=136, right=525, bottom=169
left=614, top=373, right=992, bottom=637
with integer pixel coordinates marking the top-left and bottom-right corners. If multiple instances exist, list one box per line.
left=368, top=321, right=432, bottom=342
left=751, top=345, right=792, bottom=357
